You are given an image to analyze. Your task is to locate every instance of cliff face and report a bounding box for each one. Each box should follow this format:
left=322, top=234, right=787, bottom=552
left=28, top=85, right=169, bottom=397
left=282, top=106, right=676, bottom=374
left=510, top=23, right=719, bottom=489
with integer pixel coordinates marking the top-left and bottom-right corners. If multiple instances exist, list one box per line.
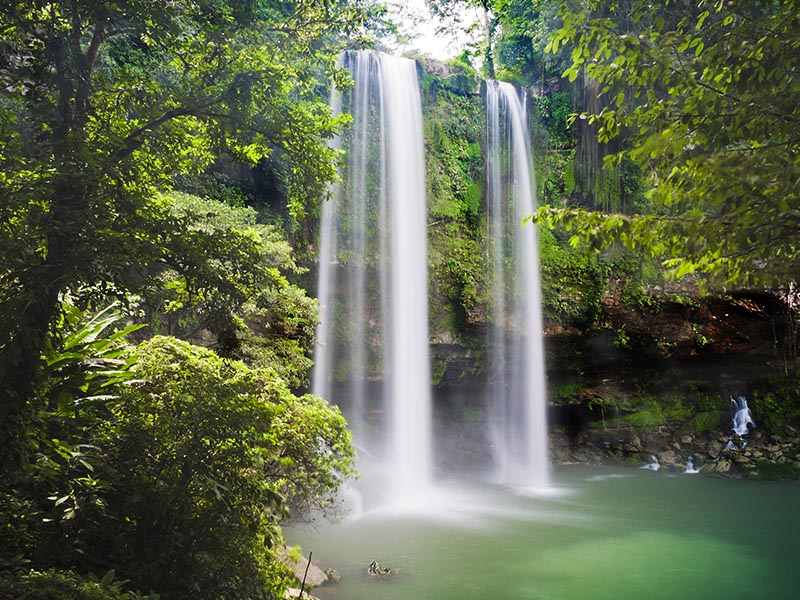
left=310, top=58, right=800, bottom=479
left=430, top=285, right=800, bottom=479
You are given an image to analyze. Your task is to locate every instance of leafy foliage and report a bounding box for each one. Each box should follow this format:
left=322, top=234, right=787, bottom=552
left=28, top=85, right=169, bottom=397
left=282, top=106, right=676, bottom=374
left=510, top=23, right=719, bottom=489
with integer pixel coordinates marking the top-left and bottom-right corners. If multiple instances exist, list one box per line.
left=138, top=191, right=318, bottom=387
left=538, top=227, right=607, bottom=327
left=0, top=0, right=372, bottom=467
left=2, top=306, right=354, bottom=600
left=0, top=568, right=156, bottom=600
left=422, top=71, right=488, bottom=332
left=82, top=336, right=353, bottom=599
left=538, top=0, right=800, bottom=286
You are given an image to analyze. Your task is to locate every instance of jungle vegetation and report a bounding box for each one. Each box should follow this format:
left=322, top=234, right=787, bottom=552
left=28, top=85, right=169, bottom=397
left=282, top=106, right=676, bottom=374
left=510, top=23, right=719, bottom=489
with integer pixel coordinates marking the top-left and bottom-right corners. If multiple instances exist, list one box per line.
left=0, top=1, right=377, bottom=597
left=1, top=0, right=798, bottom=597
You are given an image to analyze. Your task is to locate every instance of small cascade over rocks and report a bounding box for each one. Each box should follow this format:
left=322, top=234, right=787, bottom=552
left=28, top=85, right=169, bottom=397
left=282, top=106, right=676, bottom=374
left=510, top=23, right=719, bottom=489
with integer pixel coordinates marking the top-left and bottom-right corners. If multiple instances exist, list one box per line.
left=724, top=396, right=756, bottom=451
left=641, top=455, right=661, bottom=471
left=684, top=457, right=702, bottom=474
left=731, top=396, right=756, bottom=438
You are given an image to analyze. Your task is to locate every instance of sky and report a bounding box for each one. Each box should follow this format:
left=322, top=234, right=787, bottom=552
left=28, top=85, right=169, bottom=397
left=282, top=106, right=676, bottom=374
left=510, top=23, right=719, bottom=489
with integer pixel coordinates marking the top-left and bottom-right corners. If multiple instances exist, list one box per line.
left=387, top=0, right=482, bottom=62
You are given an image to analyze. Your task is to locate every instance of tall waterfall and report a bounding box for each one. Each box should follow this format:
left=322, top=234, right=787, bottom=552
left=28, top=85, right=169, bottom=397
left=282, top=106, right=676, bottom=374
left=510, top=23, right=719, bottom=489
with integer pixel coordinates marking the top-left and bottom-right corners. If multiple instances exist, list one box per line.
left=312, top=51, right=432, bottom=502
left=485, top=80, right=550, bottom=488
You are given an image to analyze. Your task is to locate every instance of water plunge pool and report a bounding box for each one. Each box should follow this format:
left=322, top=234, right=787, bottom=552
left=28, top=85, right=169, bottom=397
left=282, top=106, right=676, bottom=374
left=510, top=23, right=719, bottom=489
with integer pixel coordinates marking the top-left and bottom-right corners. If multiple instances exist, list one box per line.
left=287, top=466, right=799, bottom=600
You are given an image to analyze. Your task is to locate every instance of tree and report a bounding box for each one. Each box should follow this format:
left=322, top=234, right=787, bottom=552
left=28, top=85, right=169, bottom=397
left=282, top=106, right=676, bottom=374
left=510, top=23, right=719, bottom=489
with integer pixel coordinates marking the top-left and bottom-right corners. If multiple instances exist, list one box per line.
left=2, top=308, right=355, bottom=599
left=535, top=0, right=800, bottom=286
left=137, top=191, right=319, bottom=388
left=87, top=336, right=354, bottom=599
left=428, top=0, right=498, bottom=76
left=0, top=0, right=374, bottom=468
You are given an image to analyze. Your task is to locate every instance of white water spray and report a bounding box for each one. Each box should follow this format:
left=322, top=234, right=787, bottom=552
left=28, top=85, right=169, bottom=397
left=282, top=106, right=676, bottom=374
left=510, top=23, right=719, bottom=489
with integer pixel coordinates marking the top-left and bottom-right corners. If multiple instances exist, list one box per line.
left=485, top=80, right=550, bottom=488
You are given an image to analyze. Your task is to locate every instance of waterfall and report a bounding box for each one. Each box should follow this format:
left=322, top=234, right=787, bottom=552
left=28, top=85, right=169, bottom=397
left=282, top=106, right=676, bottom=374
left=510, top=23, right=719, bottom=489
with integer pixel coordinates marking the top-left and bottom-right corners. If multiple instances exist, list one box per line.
left=312, top=51, right=432, bottom=503
left=485, top=80, right=550, bottom=488
left=311, top=56, right=344, bottom=409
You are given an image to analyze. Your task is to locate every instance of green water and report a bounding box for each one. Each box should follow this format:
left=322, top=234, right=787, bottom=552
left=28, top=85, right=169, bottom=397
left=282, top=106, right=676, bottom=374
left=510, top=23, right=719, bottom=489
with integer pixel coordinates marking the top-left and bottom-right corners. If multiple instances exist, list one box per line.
left=287, top=466, right=800, bottom=600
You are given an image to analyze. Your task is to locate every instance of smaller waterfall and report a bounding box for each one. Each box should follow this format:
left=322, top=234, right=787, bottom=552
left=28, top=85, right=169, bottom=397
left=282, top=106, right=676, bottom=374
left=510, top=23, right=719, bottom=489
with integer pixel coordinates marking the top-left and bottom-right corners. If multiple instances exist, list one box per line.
left=485, top=80, right=549, bottom=489
left=731, top=396, right=755, bottom=437
left=684, top=457, right=702, bottom=474
left=641, top=455, right=661, bottom=471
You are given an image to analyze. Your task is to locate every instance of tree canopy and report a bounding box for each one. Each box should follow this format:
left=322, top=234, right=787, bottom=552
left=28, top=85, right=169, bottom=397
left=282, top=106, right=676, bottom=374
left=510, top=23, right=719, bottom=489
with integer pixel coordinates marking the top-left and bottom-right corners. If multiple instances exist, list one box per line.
left=0, top=0, right=379, bottom=463
left=534, top=0, right=800, bottom=287
left=0, top=1, right=376, bottom=596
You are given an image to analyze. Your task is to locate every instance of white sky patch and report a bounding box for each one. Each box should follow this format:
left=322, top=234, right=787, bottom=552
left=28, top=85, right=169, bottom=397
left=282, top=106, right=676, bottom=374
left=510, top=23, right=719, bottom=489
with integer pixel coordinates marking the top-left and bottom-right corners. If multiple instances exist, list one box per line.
left=385, top=0, right=482, bottom=62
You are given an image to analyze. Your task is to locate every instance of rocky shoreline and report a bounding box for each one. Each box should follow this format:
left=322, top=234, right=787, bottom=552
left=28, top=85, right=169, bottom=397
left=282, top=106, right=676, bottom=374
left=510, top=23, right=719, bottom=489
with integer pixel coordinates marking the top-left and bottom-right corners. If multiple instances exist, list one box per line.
left=550, top=423, right=800, bottom=479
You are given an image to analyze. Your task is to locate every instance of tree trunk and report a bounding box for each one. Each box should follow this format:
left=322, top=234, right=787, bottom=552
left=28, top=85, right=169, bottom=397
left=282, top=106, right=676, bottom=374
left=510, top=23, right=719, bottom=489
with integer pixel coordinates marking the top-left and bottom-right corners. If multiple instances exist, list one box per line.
left=0, top=270, right=62, bottom=475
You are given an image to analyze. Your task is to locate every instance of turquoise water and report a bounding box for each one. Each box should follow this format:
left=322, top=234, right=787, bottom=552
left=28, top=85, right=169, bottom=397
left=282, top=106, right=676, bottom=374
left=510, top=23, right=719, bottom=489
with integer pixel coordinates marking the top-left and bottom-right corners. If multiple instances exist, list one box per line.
left=287, top=466, right=800, bottom=600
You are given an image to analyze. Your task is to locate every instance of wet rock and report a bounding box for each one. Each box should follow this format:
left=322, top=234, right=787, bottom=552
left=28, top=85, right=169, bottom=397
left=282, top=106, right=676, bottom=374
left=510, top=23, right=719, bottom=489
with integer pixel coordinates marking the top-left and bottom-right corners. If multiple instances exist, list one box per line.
left=569, top=450, right=589, bottom=463
left=712, top=459, right=732, bottom=473
left=659, top=450, right=679, bottom=467
left=278, top=547, right=328, bottom=588
left=707, top=440, right=724, bottom=458
left=681, top=435, right=694, bottom=445
left=285, top=589, right=321, bottom=600
left=368, top=560, right=399, bottom=578
left=621, top=434, right=642, bottom=453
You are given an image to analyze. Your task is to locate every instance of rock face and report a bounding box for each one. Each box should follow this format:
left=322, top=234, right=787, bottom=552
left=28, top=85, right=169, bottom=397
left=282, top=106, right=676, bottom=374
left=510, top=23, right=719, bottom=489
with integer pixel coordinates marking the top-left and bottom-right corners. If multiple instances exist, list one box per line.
left=426, top=286, right=800, bottom=480
left=547, top=420, right=800, bottom=479
left=277, top=547, right=328, bottom=588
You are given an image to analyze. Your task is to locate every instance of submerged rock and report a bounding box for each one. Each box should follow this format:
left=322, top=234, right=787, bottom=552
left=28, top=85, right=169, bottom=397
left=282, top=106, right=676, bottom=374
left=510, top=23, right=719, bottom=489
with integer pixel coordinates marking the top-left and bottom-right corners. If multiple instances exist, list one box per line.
left=368, top=560, right=399, bottom=578
left=324, top=568, right=342, bottom=584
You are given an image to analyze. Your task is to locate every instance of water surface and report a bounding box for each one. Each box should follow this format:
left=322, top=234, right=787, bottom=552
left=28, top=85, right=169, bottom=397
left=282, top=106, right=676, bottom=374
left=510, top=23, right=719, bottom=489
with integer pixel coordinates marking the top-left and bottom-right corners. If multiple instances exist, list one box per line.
left=287, top=466, right=800, bottom=600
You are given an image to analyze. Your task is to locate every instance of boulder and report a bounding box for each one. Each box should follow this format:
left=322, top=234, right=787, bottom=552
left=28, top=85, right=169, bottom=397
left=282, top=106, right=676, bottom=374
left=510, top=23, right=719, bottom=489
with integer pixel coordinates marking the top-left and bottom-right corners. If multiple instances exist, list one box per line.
left=278, top=547, right=328, bottom=588
left=707, top=440, right=724, bottom=458
left=659, top=450, right=679, bottom=467
left=285, top=589, right=321, bottom=600
left=712, top=459, right=732, bottom=473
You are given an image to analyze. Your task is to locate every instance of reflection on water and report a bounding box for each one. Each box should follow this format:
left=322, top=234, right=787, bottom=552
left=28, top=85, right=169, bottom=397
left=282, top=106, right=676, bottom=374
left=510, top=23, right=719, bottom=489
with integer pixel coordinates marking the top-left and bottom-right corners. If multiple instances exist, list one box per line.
left=286, top=466, right=800, bottom=600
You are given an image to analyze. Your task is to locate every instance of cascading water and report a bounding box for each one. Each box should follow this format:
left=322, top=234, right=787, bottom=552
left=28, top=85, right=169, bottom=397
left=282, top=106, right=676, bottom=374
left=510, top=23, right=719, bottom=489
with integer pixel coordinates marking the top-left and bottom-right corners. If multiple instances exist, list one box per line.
left=641, top=455, right=661, bottom=471
left=485, top=80, right=550, bottom=488
left=312, top=51, right=432, bottom=504
left=731, top=395, right=756, bottom=437
left=311, top=55, right=343, bottom=414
